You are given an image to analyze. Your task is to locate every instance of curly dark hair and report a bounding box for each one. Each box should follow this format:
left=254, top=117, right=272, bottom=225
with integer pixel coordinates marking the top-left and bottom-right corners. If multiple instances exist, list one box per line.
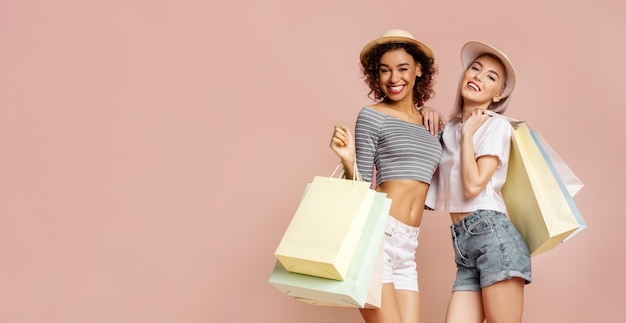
left=361, top=42, right=437, bottom=107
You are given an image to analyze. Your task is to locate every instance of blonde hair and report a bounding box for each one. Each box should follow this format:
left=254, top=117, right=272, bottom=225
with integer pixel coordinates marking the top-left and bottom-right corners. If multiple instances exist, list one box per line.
left=448, top=55, right=512, bottom=122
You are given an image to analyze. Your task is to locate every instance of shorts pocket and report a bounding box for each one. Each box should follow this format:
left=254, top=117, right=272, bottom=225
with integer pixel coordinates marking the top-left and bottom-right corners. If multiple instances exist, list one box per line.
left=465, top=218, right=494, bottom=236
left=502, top=221, right=531, bottom=256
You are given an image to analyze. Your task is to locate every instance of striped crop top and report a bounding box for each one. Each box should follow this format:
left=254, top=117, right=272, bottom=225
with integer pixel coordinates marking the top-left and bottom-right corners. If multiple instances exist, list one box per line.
left=355, top=107, right=443, bottom=187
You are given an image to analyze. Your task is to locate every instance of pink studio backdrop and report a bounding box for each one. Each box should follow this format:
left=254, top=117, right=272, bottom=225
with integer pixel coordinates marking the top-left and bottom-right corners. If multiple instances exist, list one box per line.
left=1, top=1, right=623, bottom=322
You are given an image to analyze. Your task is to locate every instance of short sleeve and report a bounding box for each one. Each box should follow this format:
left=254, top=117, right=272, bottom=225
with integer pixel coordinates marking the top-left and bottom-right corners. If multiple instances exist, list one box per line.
left=355, top=108, right=380, bottom=185
left=424, top=167, right=438, bottom=210
left=474, top=116, right=512, bottom=164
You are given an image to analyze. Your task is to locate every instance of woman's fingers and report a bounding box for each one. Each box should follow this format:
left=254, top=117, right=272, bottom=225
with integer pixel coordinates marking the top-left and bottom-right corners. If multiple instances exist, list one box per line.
left=420, top=106, right=445, bottom=136
left=330, top=125, right=351, bottom=147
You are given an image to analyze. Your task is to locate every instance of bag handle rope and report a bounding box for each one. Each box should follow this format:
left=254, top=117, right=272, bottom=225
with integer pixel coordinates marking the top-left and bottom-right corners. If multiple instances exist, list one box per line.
left=330, top=159, right=362, bottom=182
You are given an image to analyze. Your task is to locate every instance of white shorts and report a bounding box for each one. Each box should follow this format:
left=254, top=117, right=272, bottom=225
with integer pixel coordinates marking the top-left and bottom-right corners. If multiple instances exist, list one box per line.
left=382, top=215, right=420, bottom=292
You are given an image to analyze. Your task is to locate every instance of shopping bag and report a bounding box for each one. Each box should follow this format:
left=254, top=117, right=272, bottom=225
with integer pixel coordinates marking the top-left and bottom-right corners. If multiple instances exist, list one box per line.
left=269, top=192, right=390, bottom=308
left=502, top=121, right=584, bottom=257
left=529, top=130, right=587, bottom=241
left=274, top=166, right=376, bottom=280
left=293, top=239, right=384, bottom=309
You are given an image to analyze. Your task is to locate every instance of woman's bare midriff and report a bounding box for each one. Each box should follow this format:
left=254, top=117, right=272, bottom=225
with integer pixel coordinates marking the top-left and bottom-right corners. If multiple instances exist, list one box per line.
left=376, top=180, right=430, bottom=228
left=450, top=212, right=472, bottom=225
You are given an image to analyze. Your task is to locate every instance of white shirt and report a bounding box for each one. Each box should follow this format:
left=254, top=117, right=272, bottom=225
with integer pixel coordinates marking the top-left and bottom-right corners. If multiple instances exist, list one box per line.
left=426, top=113, right=512, bottom=213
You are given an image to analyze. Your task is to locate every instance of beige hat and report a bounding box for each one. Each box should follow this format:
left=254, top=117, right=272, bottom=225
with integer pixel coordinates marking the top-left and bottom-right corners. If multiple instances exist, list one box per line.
left=359, top=29, right=434, bottom=69
left=461, top=41, right=516, bottom=99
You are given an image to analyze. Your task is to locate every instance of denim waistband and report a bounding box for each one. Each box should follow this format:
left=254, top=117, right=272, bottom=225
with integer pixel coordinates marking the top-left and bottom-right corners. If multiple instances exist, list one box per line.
left=451, top=209, right=507, bottom=236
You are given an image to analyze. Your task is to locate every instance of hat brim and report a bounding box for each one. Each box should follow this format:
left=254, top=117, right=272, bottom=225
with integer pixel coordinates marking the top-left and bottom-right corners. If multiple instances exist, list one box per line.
left=360, top=36, right=434, bottom=69
left=461, top=41, right=516, bottom=99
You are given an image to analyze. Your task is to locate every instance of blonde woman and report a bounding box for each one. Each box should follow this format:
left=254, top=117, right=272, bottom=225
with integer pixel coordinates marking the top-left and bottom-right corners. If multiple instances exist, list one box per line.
left=424, top=41, right=532, bottom=323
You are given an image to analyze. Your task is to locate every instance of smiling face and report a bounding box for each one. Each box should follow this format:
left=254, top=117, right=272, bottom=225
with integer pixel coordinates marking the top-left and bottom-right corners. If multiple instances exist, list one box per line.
left=377, top=48, right=422, bottom=103
left=461, top=54, right=506, bottom=106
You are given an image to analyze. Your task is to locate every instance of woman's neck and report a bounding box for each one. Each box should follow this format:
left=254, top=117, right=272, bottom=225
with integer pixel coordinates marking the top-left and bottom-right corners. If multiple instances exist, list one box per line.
left=461, top=100, right=491, bottom=122
left=381, top=97, right=417, bottom=114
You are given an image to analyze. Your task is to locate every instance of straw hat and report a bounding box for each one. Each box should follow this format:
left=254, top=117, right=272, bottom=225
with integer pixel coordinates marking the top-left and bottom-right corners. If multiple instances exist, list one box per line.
left=359, top=29, right=434, bottom=69
left=461, top=41, right=516, bottom=99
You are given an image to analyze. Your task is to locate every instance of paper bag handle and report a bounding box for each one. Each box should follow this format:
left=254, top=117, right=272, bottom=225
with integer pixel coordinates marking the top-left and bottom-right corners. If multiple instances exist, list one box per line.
left=330, top=160, right=362, bottom=182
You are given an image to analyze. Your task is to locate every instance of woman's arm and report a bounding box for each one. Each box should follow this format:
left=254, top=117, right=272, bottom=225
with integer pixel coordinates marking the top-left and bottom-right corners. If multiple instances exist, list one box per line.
left=460, top=111, right=499, bottom=198
left=330, top=125, right=358, bottom=179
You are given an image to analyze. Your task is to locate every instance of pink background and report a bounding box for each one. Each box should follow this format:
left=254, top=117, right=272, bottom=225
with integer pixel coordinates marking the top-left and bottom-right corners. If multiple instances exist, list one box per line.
left=1, top=1, right=623, bottom=322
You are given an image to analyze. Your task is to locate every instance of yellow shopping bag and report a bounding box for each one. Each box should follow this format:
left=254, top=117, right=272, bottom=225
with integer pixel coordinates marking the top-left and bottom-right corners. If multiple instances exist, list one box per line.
left=274, top=166, right=376, bottom=280
left=502, top=121, right=585, bottom=257
left=270, top=191, right=389, bottom=308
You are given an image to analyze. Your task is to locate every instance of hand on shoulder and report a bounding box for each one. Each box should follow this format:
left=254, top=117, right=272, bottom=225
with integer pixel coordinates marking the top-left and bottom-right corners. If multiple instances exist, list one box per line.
left=419, top=105, right=445, bottom=136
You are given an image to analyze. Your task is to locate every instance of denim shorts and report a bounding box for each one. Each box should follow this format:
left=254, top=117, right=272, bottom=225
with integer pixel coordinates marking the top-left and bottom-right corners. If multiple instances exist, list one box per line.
left=450, top=209, right=532, bottom=291
left=382, top=215, right=420, bottom=292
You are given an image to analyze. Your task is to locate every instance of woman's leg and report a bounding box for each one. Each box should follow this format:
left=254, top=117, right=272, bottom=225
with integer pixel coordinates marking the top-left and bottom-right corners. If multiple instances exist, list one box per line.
left=359, top=283, right=403, bottom=323
left=482, top=277, right=525, bottom=323
left=363, top=215, right=421, bottom=322
left=396, top=289, right=420, bottom=323
left=445, top=291, right=484, bottom=323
